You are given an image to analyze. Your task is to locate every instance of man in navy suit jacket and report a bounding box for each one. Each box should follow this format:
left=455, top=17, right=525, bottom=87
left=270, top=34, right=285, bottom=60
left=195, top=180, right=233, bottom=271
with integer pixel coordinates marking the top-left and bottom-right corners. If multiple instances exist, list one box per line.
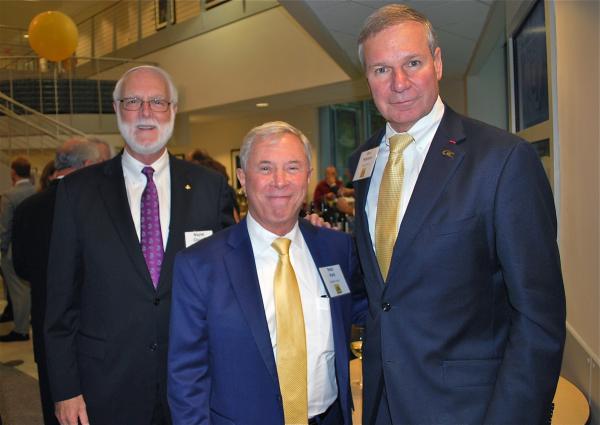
left=168, top=121, right=364, bottom=425
left=349, top=4, right=565, bottom=424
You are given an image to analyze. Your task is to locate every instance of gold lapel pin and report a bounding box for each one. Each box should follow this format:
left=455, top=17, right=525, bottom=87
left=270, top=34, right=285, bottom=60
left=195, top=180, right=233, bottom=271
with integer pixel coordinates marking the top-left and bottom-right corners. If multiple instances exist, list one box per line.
left=184, top=184, right=192, bottom=190
left=442, top=149, right=455, bottom=159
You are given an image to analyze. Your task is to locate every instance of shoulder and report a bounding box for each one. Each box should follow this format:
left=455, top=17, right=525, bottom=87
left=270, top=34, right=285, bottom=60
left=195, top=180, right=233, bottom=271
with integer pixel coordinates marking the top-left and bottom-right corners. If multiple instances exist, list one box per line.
left=171, top=156, right=227, bottom=185
left=300, top=220, right=352, bottom=246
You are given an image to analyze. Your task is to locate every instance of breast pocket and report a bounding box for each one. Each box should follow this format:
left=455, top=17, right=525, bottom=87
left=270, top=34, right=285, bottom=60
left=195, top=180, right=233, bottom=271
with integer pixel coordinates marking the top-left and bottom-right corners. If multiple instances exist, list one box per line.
left=429, top=215, right=479, bottom=236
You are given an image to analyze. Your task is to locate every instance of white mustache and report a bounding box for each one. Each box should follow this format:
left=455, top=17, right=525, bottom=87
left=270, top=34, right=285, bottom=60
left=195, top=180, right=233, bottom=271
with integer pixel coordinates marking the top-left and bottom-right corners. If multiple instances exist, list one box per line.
left=134, top=119, right=159, bottom=128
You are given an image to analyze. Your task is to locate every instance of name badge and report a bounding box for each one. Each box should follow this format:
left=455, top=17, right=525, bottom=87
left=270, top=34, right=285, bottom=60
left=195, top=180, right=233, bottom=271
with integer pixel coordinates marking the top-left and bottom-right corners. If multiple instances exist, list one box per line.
left=184, top=230, right=213, bottom=248
left=318, top=265, right=351, bottom=298
left=352, top=147, right=378, bottom=181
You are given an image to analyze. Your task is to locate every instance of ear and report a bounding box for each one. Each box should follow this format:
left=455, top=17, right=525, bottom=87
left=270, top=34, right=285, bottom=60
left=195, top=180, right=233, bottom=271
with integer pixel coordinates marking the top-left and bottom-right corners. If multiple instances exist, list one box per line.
left=433, top=47, right=443, bottom=81
left=236, top=168, right=246, bottom=191
left=113, top=101, right=118, bottom=114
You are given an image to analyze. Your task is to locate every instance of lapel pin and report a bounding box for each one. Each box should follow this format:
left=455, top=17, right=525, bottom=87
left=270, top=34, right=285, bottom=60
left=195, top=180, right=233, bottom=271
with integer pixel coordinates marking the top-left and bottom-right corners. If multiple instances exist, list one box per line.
left=442, top=149, right=455, bottom=159
left=449, top=139, right=457, bottom=145
left=184, top=184, right=192, bottom=190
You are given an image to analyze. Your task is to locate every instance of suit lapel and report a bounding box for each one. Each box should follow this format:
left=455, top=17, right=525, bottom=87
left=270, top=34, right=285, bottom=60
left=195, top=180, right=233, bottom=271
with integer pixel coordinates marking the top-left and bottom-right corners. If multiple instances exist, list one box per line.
left=224, top=221, right=279, bottom=387
left=299, top=221, right=349, bottom=387
left=354, top=129, right=387, bottom=288
left=386, top=108, right=466, bottom=285
left=98, top=155, right=153, bottom=287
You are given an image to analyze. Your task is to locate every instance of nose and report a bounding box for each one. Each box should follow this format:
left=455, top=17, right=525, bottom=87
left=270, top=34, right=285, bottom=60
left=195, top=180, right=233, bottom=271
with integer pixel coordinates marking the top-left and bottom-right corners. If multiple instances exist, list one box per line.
left=391, top=68, right=410, bottom=92
left=272, top=169, right=288, bottom=188
left=140, top=100, right=153, bottom=117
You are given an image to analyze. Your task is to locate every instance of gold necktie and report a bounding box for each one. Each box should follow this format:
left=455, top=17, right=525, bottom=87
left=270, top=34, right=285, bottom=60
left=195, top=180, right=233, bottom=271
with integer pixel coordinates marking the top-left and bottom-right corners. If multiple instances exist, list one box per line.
left=375, top=133, right=414, bottom=281
left=271, top=238, right=308, bottom=425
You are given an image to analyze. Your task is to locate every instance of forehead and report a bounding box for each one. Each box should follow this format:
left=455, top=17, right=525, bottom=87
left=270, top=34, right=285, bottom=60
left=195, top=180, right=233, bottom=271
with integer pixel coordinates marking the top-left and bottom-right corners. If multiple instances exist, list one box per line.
left=364, top=21, right=429, bottom=58
left=250, top=133, right=307, bottom=162
left=121, top=70, right=169, bottom=97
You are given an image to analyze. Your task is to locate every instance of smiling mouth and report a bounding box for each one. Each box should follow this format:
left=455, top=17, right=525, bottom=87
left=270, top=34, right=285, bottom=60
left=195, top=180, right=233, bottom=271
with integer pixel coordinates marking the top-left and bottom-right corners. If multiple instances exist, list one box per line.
left=137, top=125, right=157, bottom=130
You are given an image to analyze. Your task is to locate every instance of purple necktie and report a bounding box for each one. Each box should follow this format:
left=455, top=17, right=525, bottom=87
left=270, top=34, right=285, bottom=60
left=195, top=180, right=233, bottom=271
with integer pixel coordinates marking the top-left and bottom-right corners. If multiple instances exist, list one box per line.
left=141, top=166, right=164, bottom=288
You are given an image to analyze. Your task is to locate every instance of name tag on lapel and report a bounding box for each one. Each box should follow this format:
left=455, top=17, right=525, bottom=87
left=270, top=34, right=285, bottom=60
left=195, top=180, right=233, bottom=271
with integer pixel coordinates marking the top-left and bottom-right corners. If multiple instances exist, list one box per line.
left=353, top=147, right=378, bottom=181
left=318, top=265, right=351, bottom=298
left=184, top=230, right=213, bottom=247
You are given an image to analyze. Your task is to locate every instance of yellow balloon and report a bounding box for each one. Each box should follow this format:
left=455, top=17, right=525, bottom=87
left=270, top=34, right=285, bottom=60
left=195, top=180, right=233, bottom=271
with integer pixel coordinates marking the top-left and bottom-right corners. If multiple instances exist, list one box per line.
left=28, top=11, right=78, bottom=62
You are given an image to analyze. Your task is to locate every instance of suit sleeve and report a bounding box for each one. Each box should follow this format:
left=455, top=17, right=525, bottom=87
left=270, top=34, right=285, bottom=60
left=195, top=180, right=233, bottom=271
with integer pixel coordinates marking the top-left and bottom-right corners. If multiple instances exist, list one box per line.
left=44, top=180, right=83, bottom=402
left=347, top=236, right=368, bottom=326
left=168, top=252, right=211, bottom=425
left=484, top=142, right=566, bottom=422
left=0, top=193, right=14, bottom=253
left=11, top=203, right=28, bottom=280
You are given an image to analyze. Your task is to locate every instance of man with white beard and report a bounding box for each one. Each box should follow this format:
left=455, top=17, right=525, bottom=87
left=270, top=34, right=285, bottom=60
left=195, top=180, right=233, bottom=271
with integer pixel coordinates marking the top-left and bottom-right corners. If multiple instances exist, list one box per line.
left=44, top=66, right=235, bottom=425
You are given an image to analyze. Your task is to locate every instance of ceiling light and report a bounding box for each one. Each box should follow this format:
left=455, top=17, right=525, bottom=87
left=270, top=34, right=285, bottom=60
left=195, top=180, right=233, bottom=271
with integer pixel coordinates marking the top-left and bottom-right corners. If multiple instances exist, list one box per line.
left=23, top=34, right=29, bottom=39
left=256, top=102, right=269, bottom=108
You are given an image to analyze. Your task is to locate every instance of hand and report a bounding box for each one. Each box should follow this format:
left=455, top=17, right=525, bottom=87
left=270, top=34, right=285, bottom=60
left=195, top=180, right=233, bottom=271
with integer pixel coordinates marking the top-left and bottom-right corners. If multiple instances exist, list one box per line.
left=304, top=213, right=332, bottom=229
left=336, top=197, right=355, bottom=216
left=55, top=395, right=89, bottom=425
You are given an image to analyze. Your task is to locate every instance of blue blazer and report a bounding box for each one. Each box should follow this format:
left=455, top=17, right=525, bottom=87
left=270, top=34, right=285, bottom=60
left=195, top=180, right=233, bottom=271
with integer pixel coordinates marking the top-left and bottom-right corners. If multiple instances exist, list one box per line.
left=168, top=219, right=363, bottom=425
left=348, top=106, right=566, bottom=424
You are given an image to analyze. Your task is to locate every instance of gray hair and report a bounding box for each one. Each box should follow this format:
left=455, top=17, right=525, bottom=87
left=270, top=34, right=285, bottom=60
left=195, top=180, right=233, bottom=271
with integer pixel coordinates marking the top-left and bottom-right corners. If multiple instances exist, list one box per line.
left=357, top=4, right=438, bottom=70
left=112, top=65, right=178, bottom=104
left=55, top=137, right=101, bottom=170
left=239, top=121, right=312, bottom=170
left=87, top=137, right=114, bottom=160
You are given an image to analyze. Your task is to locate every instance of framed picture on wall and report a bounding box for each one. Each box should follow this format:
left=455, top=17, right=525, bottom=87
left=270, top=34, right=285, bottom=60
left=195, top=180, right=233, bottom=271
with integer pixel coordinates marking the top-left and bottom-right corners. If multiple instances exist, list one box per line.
left=230, top=149, right=241, bottom=190
left=155, top=0, right=175, bottom=30
left=512, top=0, right=549, bottom=131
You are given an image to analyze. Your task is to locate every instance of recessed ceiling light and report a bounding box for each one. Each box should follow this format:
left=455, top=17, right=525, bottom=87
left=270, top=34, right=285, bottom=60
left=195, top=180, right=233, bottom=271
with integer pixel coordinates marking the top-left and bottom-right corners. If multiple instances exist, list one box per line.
left=256, top=102, right=269, bottom=108
left=23, top=34, right=29, bottom=39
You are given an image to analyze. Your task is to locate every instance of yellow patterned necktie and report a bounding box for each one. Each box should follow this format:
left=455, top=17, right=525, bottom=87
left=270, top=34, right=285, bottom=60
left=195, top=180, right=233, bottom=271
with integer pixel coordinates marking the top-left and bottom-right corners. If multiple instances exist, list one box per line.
left=271, top=238, right=308, bottom=425
left=375, top=133, right=414, bottom=281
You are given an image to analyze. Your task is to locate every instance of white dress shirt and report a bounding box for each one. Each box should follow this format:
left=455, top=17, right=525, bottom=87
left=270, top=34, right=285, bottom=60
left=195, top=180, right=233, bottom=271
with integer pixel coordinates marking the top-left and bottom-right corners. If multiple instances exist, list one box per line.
left=122, top=149, right=171, bottom=250
left=246, top=213, right=337, bottom=418
left=366, top=96, right=445, bottom=251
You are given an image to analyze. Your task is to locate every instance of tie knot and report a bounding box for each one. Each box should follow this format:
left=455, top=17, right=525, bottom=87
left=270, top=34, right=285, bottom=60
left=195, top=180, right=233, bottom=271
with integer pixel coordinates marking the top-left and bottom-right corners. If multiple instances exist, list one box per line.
left=142, top=166, right=155, bottom=180
left=389, top=133, right=413, bottom=155
left=271, top=237, right=291, bottom=256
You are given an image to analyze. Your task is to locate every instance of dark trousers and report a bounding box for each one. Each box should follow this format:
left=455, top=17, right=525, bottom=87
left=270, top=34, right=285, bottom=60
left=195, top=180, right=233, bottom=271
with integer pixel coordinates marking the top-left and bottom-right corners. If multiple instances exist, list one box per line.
left=309, top=399, right=343, bottom=425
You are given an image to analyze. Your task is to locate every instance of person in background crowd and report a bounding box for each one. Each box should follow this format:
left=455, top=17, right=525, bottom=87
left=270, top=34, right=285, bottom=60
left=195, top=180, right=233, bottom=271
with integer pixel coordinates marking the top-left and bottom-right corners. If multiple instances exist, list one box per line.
left=348, top=4, right=565, bottom=424
left=12, top=138, right=105, bottom=425
left=0, top=156, right=36, bottom=342
left=188, top=149, right=240, bottom=222
left=313, top=165, right=343, bottom=206
left=44, top=65, right=234, bottom=425
left=38, top=160, right=56, bottom=192
left=168, top=121, right=364, bottom=425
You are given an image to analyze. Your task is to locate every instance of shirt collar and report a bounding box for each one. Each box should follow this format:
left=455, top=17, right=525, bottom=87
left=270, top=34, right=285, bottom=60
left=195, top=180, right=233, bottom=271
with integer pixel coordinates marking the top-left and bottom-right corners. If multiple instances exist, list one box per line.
left=246, top=212, right=302, bottom=256
left=122, top=148, right=169, bottom=179
left=384, top=96, right=445, bottom=151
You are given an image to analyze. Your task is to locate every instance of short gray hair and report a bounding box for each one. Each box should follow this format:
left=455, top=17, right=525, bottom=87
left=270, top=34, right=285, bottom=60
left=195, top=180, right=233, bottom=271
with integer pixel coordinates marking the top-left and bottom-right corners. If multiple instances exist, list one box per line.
left=112, top=65, right=178, bottom=104
left=55, top=137, right=101, bottom=170
left=357, top=4, right=438, bottom=70
left=87, top=137, right=114, bottom=160
left=239, top=121, right=312, bottom=170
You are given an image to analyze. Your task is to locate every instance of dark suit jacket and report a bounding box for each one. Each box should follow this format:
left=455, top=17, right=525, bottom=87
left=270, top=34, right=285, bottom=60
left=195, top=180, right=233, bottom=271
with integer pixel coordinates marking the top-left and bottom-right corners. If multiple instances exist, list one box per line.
left=348, top=106, right=566, bottom=424
left=44, top=154, right=234, bottom=425
left=13, top=180, right=58, bottom=362
left=168, top=219, right=363, bottom=425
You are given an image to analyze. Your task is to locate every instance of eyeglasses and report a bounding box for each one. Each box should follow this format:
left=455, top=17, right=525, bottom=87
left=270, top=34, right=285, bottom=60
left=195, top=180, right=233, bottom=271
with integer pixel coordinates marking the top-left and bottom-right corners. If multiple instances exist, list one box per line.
left=118, top=97, right=172, bottom=112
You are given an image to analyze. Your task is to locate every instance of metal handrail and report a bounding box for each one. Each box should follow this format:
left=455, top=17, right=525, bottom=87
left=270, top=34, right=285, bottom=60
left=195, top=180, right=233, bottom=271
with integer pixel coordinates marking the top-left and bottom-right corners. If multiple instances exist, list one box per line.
left=0, top=90, right=85, bottom=137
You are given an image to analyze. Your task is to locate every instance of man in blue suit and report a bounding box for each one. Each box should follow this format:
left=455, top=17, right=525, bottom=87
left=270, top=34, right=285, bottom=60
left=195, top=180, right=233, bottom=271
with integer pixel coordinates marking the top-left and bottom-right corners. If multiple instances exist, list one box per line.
left=349, top=4, right=565, bottom=424
left=168, top=121, right=364, bottom=425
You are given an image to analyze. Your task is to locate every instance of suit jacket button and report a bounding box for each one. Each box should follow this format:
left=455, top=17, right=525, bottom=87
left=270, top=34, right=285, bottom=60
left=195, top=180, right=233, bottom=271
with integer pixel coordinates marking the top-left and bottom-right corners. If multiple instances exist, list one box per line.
left=149, top=342, right=158, bottom=351
left=382, top=302, right=391, bottom=312
left=154, top=297, right=160, bottom=306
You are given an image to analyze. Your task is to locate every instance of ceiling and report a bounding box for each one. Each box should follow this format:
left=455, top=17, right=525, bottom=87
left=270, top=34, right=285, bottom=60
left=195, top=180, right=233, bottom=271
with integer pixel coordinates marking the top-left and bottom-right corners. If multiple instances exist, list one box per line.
left=0, top=0, right=493, bottom=119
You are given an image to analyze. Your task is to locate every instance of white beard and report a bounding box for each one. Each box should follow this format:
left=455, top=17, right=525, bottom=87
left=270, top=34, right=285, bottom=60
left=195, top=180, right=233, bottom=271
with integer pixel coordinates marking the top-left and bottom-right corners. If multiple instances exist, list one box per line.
left=117, top=112, right=175, bottom=156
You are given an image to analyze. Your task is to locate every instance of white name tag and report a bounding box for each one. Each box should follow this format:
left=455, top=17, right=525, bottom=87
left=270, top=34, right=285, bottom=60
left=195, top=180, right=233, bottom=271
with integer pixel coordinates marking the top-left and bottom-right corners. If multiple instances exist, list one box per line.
left=318, top=265, right=351, bottom=298
left=184, top=230, right=213, bottom=248
left=352, top=147, right=378, bottom=181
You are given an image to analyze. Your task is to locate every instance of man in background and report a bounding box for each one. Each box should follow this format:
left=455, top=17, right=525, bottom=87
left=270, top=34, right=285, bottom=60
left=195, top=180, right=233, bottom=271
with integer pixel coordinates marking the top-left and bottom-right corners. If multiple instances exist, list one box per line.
left=0, top=156, right=35, bottom=342
left=45, top=65, right=234, bottom=425
left=349, top=4, right=565, bottom=424
left=12, top=138, right=104, bottom=425
left=313, top=165, right=343, bottom=207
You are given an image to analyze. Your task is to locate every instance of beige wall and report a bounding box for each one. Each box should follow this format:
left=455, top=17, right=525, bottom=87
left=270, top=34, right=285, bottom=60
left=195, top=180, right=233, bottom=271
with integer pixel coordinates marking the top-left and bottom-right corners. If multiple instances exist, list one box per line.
left=554, top=0, right=599, bottom=357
